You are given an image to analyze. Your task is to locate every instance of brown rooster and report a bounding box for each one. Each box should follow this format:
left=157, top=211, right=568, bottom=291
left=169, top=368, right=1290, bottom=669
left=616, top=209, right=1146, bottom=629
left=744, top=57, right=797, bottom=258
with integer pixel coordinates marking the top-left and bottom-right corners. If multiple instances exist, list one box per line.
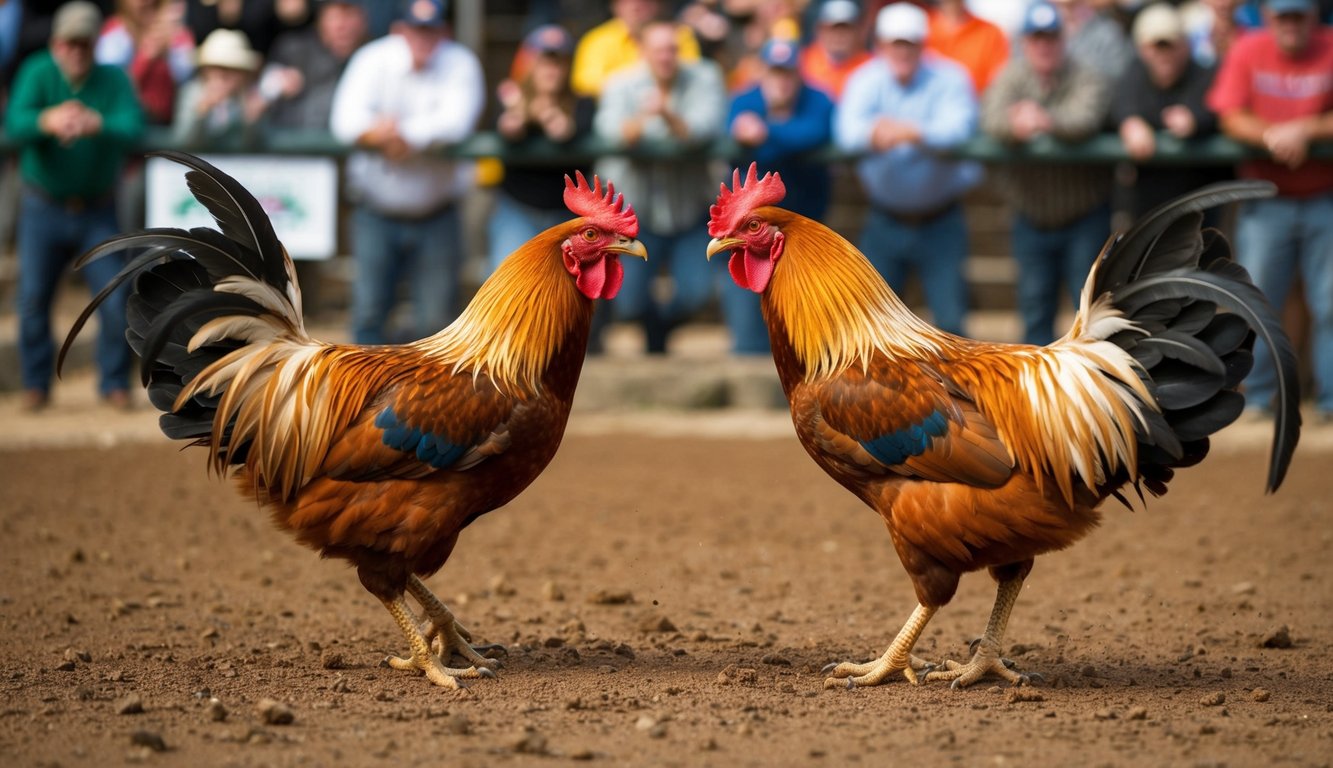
left=61, top=151, right=646, bottom=688
left=706, top=164, right=1300, bottom=689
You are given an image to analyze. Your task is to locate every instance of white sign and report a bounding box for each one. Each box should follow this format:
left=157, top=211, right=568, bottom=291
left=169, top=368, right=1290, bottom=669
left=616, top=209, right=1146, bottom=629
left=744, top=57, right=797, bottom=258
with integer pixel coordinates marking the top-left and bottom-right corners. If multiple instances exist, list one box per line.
left=146, top=155, right=339, bottom=261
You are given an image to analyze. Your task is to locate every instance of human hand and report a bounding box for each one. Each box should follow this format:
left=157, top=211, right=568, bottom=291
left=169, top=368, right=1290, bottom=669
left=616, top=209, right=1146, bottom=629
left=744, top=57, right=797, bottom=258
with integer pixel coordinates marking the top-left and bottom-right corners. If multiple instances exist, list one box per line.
left=539, top=108, right=574, bottom=141
left=1161, top=105, right=1196, bottom=138
left=496, top=79, right=522, bottom=109
left=1263, top=119, right=1311, bottom=169
left=870, top=117, right=920, bottom=151
left=640, top=87, right=667, bottom=117
left=1009, top=100, right=1052, bottom=141
left=731, top=111, right=768, bottom=146
left=1119, top=116, right=1155, bottom=160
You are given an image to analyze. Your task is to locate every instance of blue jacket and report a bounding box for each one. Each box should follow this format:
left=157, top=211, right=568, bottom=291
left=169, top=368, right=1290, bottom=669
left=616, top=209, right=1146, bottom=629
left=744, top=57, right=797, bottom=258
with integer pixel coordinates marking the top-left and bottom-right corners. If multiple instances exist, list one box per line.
left=727, top=81, right=834, bottom=220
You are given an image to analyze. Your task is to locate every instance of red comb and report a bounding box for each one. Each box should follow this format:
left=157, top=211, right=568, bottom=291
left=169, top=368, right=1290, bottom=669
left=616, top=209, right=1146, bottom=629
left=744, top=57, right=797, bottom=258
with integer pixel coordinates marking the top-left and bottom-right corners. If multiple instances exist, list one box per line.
left=563, top=171, right=638, bottom=239
left=708, top=163, right=786, bottom=238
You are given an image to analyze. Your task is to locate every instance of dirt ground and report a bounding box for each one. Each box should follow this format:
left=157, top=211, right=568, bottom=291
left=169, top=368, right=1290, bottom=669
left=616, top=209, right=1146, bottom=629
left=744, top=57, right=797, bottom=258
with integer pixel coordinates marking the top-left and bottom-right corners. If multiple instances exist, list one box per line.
left=1, top=409, right=1331, bottom=767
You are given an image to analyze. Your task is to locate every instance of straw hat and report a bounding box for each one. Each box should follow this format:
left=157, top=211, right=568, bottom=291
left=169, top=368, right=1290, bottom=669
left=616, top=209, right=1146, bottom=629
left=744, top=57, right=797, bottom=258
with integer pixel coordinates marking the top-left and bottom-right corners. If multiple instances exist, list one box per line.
left=197, top=29, right=261, bottom=72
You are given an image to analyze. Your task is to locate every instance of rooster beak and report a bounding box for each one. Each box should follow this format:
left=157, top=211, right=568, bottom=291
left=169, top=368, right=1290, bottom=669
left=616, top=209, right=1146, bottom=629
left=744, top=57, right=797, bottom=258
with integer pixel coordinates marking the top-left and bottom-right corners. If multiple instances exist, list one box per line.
left=606, top=237, right=648, bottom=260
left=706, top=237, right=744, bottom=261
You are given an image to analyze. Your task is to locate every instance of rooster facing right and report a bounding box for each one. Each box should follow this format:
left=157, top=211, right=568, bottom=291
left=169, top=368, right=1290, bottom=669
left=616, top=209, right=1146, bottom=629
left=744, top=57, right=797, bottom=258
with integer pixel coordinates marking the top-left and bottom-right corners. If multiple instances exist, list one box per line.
left=706, top=164, right=1300, bottom=690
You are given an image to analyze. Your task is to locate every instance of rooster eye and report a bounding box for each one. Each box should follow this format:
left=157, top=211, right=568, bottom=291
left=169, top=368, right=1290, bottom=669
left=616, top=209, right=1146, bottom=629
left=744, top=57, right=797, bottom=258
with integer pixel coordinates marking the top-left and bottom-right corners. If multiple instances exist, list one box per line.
left=746, top=219, right=763, bottom=233
left=582, top=228, right=598, bottom=242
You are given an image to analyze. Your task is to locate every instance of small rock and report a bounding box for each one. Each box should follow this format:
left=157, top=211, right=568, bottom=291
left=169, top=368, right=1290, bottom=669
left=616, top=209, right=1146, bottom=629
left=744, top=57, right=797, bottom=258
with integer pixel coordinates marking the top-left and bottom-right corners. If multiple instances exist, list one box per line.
left=1006, top=688, right=1045, bottom=704
left=442, top=713, right=470, bottom=735
left=541, top=581, right=565, bottom=602
left=587, top=589, right=634, bottom=605
left=206, top=698, right=227, bottom=722
left=1230, top=581, right=1257, bottom=596
left=716, top=664, right=758, bottom=686
left=56, top=660, right=77, bottom=672
left=320, top=650, right=347, bottom=670
left=64, top=648, right=91, bottom=664
left=115, top=694, right=144, bottom=715
left=489, top=575, right=517, bottom=598
left=637, top=613, right=677, bottom=633
left=1259, top=625, right=1293, bottom=649
left=1200, top=724, right=1217, bottom=735
left=760, top=653, right=791, bottom=666
left=1199, top=691, right=1226, bottom=707
left=257, top=697, right=294, bottom=725
left=543, top=636, right=565, bottom=648
left=331, top=676, right=352, bottom=693
left=510, top=727, right=548, bottom=754
left=129, top=730, right=167, bottom=752
left=200, top=627, right=219, bottom=641
left=1127, top=706, right=1148, bottom=721
left=1093, top=708, right=1116, bottom=720
left=570, top=748, right=595, bottom=760
left=635, top=715, right=658, bottom=731
left=1252, top=688, right=1271, bottom=703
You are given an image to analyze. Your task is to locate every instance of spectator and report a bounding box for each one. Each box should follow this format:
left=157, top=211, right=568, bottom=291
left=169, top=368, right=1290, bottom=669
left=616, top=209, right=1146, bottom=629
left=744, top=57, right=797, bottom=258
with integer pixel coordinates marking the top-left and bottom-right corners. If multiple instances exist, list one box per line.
left=799, top=0, right=871, bottom=100
left=1182, top=0, right=1261, bottom=66
left=4, top=1, right=144, bottom=411
left=725, top=38, right=834, bottom=353
left=1051, top=0, right=1134, bottom=82
left=835, top=3, right=981, bottom=337
left=172, top=28, right=266, bottom=149
left=2, top=0, right=26, bottom=89
left=183, top=0, right=309, bottom=57
left=329, top=0, right=483, bottom=345
left=570, top=0, right=701, bottom=97
left=982, top=1, right=1112, bottom=346
left=95, top=0, right=194, bottom=126
left=965, top=0, right=1031, bottom=39
left=489, top=24, right=595, bottom=273
left=594, top=20, right=726, bottom=354
left=1207, top=0, right=1333, bottom=420
left=927, top=0, right=1009, bottom=94
left=1113, top=3, right=1229, bottom=222
left=260, top=0, right=367, bottom=130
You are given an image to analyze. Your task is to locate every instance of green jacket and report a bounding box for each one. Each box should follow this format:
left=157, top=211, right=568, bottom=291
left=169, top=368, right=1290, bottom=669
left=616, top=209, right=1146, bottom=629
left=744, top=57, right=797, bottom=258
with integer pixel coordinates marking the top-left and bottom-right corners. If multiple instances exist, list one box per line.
left=5, top=49, right=144, bottom=200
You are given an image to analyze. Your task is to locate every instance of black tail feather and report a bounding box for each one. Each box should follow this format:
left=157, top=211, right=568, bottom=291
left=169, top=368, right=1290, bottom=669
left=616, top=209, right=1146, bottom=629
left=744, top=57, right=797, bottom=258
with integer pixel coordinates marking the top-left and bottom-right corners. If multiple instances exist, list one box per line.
left=1092, top=181, right=1299, bottom=495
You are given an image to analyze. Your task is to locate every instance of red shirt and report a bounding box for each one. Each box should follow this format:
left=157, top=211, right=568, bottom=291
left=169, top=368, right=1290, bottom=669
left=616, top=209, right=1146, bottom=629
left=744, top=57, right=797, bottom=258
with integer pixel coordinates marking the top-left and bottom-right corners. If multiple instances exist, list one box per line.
left=1207, top=27, right=1333, bottom=197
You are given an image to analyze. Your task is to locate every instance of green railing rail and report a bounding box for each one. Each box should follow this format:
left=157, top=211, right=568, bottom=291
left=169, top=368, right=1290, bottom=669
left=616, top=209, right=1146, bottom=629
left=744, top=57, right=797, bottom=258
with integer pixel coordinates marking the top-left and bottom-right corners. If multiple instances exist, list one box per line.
left=3, top=127, right=1332, bottom=166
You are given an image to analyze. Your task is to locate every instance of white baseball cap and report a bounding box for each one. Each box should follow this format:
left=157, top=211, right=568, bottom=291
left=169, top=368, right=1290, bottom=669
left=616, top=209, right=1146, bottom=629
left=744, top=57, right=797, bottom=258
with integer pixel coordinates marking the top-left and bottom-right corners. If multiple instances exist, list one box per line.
left=876, top=3, right=927, bottom=44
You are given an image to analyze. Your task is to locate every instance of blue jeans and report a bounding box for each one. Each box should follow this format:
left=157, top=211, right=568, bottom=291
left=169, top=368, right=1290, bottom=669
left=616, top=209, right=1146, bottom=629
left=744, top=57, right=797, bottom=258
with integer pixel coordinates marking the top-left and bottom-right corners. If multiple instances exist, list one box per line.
left=616, top=220, right=726, bottom=353
left=859, top=204, right=969, bottom=336
left=1235, top=193, right=1333, bottom=414
left=16, top=189, right=129, bottom=396
left=351, top=204, right=462, bottom=345
left=1011, top=205, right=1110, bottom=346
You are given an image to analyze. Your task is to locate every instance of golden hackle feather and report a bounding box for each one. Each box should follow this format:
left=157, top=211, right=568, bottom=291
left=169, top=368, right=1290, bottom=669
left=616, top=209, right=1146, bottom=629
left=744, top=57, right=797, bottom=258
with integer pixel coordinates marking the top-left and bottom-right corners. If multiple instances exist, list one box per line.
left=770, top=214, right=1158, bottom=506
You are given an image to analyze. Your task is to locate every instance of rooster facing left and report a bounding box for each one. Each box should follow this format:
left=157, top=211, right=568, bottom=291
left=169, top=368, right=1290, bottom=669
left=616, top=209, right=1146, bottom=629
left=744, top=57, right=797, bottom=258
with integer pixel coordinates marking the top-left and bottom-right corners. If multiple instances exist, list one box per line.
left=60, top=151, right=646, bottom=689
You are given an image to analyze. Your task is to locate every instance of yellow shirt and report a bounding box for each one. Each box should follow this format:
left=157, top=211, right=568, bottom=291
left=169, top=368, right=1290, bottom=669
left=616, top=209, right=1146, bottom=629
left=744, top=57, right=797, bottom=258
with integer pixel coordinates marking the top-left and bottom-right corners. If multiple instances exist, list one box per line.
left=570, top=19, right=702, bottom=97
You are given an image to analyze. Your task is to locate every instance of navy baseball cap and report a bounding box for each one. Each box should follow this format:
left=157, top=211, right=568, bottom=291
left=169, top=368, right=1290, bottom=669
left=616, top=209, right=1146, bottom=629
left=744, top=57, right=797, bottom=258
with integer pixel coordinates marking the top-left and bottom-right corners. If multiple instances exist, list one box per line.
left=1022, top=2, right=1063, bottom=35
left=402, top=0, right=447, bottom=26
left=523, top=24, right=574, bottom=56
left=1266, top=0, right=1315, bottom=13
left=760, top=38, right=800, bottom=69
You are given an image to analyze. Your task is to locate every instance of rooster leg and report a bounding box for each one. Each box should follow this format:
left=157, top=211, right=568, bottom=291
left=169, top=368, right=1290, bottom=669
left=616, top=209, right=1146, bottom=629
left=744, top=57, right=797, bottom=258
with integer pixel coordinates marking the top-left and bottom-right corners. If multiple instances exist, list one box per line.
left=926, top=575, right=1035, bottom=689
left=406, top=576, right=506, bottom=669
left=380, top=594, right=496, bottom=688
left=822, top=604, right=938, bottom=689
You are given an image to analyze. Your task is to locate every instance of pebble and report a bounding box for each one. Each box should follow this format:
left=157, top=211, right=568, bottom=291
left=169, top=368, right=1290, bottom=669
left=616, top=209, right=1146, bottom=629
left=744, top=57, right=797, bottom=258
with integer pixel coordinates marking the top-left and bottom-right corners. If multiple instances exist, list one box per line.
left=320, top=650, right=347, bottom=670
left=541, top=581, right=565, bottom=602
left=760, top=653, right=791, bottom=666
left=1199, top=691, right=1226, bottom=707
left=1260, top=625, right=1293, bottom=649
left=64, top=648, right=92, bottom=664
left=257, top=697, right=294, bottom=725
left=1127, top=706, right=1148, bottom=721
left=207, top=698, right=228, bottom=722
left=489, top=575, right=517, bottom=597
left=1230, top=581, right=1257, bottom=596
left=56, top=660, right=77, bottom=672
left=716, top=664, right=758, bottom=686
left=129, top=730, right=167, bottom=752
left=115, top=693, right=144, bottom=715
left=570, top=748, right=595, bottom=760
left=510, top=727, right=548, bottom=754
left=1252, top=688, right=1271, bottom=702
left=637, top=612, right=677, bottom=633
left=1093, top=708, right=1116, bottom=720
left=587, top=589, right=634, bottom=605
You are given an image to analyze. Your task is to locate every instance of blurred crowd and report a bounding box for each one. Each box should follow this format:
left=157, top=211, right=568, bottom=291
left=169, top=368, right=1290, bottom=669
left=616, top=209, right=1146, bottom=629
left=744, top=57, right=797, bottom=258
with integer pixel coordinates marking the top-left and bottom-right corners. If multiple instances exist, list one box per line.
left=2, top=0, right=1332, bottom=420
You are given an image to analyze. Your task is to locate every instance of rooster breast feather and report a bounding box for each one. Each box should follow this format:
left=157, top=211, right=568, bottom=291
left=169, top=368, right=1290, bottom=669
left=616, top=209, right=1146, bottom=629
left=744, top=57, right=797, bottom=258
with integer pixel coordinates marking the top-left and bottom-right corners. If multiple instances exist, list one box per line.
left=800, top=357, right=1014, bottom=488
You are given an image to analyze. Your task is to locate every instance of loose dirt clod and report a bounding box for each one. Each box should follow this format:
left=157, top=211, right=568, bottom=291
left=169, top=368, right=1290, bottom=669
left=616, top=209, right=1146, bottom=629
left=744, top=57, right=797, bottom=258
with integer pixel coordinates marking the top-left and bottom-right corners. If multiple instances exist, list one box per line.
left=587, top=589, right=634, bottom=605
left=1260, top=625, right=1293, bottom=649
left=716, top=664, right=758, bottom=686
left=1252, top=688, right=1271, bottom=702
left=206, top=698, right=227, bottom=722
left=129, top=730, right=167, bottom=752
left=1127, top=706, right=1148, bottom=721
left=320, top=650, right=347, bottom=670
left=1199, top=692, right=1226, bottom=707
left=637, top=613, right=677, bottom=633
left=114, top=694, right=144, bottom=715
left=257, top=698, right=294, bottom=725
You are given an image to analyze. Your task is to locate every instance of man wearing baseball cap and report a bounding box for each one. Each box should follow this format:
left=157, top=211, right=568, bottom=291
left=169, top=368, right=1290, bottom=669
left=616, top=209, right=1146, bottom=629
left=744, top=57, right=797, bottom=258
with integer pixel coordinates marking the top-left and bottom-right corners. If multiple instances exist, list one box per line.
left=725, top=37, right=836, bottom=353
left=5, top=0, right=145, bottom=412
left=1208, top=0, right=1333, bottom=421
left=799, top=0, right=871, bottom=100
left=980, top=0, right=1113, bottom=346
left=834, top=2, right=982, bottom=337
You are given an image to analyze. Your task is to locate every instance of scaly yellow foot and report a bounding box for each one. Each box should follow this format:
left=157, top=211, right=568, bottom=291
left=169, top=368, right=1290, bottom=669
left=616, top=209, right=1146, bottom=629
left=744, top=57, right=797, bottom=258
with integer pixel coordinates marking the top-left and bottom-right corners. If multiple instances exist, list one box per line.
left=823, top=604, right=937, bottom=689
left=925, top=575, right=1040, bottom=689
left=407, top=575, right=506, bottom=669
left=380, top=594, right=496, bottom=689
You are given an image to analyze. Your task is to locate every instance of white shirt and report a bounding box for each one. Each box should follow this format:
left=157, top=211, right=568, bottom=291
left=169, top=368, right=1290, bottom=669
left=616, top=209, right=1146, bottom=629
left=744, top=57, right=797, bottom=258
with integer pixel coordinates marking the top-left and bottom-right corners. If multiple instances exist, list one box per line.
left=330, top=33, right=485, bottom=217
